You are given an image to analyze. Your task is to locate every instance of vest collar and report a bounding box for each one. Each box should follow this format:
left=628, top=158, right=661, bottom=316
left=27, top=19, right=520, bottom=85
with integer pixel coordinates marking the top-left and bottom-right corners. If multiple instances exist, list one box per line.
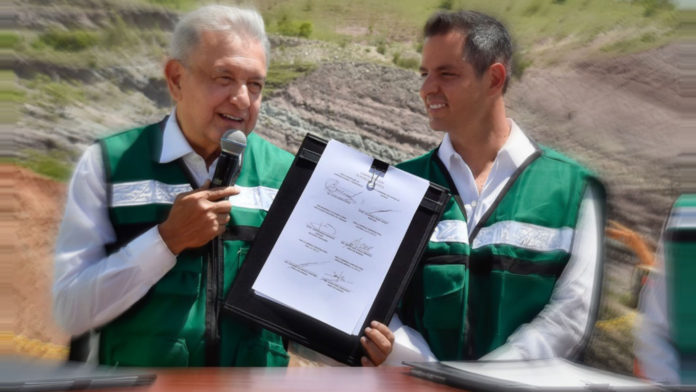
left=155, top=108, right=197, bottom=164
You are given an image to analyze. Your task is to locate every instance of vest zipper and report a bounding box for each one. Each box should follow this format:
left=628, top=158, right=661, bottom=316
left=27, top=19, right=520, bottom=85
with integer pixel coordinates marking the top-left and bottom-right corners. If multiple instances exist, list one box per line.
left=205, top=237, right=223, bottom=365
left=173, top=156, right=223, bottom=366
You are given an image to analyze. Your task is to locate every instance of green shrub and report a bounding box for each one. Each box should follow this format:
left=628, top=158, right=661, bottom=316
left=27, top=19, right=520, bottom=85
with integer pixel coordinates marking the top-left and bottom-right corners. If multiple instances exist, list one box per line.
left=102, top=15, right=140, bottom=49
left=15, top=149, right=75, bottom=182
left=265, top=62, right=317, bottom=96
left=392, top=52, right=420, bottom=70
left=376, top=40, right=387, bottom=55
left=638, top=0, right=673, bottom=17
left=0, top=70, right=22, bottom=103
left=35, top=29, right=99, bottom=52
left=0, top=31, right=20, bottom=49
left=523, top=0, right=545, bottom=16
left=438, top=0, right=454, bottom=10
left=277, top=15, right=294, bottom=36
left=0, top=88, right=25, bottom=103
left=298, top=22, right=313, bottom=38
left=146, top=0, right=196, bottom=10
left=277, top=15, right=314, bottom=38
left=640, top=32, right=657, bottom=43
left=27, top=75, right=86, bottom=106
left=303, top=0, right=313, bottom=12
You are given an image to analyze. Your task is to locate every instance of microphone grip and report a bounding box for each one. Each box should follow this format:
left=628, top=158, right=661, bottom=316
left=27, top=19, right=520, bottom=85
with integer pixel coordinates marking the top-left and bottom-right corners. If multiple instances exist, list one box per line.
left=211, top=152, right=242, bottom=188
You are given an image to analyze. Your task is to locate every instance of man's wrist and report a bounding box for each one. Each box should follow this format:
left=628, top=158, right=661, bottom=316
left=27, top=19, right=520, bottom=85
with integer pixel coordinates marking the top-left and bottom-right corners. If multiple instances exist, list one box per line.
left=157, top=223, right=183, bottom=255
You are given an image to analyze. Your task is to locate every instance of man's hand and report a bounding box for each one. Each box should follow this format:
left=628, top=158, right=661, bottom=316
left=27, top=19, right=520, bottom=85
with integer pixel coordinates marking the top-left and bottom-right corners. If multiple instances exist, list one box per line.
left=606, top=220, right=655, bottom=267
left=158, top=181, right=239, bottom=255
left=360, top=321, right=394, bottom=366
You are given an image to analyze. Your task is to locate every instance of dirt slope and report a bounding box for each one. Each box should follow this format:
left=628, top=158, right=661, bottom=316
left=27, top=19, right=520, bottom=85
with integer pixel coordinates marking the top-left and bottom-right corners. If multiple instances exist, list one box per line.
left=5, top=164, right=69, bottom=357
left=507, top=44, right=685, bottom=238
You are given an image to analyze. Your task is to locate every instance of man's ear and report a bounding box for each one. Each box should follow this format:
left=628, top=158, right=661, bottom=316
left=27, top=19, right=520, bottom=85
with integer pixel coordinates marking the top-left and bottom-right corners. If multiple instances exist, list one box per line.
left=487, top=62, right=506, bottom=95
left=164, top=59, right=184, bottom=102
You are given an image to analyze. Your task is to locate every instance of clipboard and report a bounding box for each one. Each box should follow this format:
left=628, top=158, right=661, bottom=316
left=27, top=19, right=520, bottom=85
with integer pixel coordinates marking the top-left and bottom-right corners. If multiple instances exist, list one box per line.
left=0, top=357, right=156, bottom=391
left=223, top=133, right=449, bottom=366
left=404, top=360, right=681, bottom=391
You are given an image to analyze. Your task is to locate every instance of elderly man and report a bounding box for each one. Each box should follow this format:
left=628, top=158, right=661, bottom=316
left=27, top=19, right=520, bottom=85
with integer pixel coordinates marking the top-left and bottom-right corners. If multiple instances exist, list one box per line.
left=392, top=10, right=606, bottom=362
left=53, top=5, right=392, bottom=367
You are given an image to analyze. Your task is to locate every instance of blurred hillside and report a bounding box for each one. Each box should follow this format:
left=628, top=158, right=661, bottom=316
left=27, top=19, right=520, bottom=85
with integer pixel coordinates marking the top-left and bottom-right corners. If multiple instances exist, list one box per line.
left=5, top=0, right=689, bottom=374
left=7, top=0, right=679, bottom=163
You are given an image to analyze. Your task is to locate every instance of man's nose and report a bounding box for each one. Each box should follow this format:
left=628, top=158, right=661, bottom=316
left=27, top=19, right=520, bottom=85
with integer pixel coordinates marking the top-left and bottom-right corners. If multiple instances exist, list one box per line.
left=230, top=83, right=250, bottom=109
left=420, top=74, right=437, bottom=99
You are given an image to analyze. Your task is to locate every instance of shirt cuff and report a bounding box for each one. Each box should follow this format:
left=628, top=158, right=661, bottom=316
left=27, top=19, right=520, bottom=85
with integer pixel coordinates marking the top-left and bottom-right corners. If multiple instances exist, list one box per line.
left=124, top=226, right=177, bottom=284
left=384, top=315, right=438, bottom=366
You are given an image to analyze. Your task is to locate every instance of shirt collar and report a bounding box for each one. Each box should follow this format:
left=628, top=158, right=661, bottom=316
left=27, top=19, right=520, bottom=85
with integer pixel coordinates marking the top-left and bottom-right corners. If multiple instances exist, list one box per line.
left=496, top=119, right=537, bottom=170
left=437, top=131, right=457, bottom=170
left=438, top=119, right=536, bottom=173
left=159, top=107, right=196, bottom=164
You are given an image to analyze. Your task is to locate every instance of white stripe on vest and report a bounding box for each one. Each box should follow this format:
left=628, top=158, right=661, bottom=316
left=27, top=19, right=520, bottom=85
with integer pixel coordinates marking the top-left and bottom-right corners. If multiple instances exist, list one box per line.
left=112, top=180, right=278, bottom=211
left=430, top=220, right=469, bottom=244
left=112, top=180, right=192, bottom=207
left=229, top=185, right=278, bottom=211
left=472, top=220, right=574, bottom=253
left=668, top=206, right=696, bottom=230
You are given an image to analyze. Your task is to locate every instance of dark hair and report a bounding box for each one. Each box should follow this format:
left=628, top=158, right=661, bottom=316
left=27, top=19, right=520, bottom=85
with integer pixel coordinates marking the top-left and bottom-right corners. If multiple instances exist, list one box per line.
left=424, top=10, right=513, bottom=92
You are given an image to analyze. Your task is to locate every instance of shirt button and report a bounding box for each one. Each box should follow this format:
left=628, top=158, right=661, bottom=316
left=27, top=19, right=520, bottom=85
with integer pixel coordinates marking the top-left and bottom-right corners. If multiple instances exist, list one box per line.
left=471, top=200, right=478, bottom=208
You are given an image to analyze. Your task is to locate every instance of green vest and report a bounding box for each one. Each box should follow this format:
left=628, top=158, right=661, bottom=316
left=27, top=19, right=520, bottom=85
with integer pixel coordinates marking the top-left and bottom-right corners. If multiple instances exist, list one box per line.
left=97, top=119, right=293, bottom=367
left=664, top=194, right=696, bottom=382
left=397, top=145, right=603, bottom=360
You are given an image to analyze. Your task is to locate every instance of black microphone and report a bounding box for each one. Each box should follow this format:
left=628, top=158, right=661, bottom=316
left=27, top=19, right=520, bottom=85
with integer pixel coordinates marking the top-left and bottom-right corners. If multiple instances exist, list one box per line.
left=211, top=130, right=247, bottom=188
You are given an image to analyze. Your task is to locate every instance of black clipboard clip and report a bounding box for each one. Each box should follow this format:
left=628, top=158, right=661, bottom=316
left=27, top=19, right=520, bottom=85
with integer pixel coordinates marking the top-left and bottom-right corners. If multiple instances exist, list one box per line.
left=367, top=159, right=389, bottom=190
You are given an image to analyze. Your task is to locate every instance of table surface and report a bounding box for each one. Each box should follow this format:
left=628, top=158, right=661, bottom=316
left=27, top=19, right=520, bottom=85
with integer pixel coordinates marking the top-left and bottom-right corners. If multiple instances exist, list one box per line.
left=100, top=366, right=464, bottom=392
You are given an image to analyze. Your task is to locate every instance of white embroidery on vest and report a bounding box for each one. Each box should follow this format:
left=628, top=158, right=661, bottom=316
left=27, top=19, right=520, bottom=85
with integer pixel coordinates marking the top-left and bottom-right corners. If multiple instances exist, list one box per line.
left=472, top=220, right=574, bottom=253
left=228, top=185, right=278, bottom=211
left=112, top=181, right=191, bottom=207
left=112, top=181, right=279, bottom=211
left=430, top=220, right=469, bottom=244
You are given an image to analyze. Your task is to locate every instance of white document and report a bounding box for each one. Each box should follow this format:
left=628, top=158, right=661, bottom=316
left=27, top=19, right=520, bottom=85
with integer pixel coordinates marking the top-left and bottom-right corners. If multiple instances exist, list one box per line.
left=252, top=140, right=429, bottom=335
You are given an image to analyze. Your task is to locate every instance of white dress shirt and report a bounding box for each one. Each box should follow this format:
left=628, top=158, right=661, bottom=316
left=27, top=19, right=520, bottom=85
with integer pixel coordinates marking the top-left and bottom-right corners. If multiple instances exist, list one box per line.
left=388, top=119, right=602, bottom=362
left=635, top=244, right=681, bottom=384
left=53, top=111, right=217, bottom=336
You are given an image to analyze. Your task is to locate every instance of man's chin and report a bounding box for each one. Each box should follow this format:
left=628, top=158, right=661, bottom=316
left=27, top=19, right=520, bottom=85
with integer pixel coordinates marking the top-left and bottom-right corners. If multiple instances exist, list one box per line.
left=220, top=124, right=254, bottom=136
left=428, top=121, right=448, bottom=133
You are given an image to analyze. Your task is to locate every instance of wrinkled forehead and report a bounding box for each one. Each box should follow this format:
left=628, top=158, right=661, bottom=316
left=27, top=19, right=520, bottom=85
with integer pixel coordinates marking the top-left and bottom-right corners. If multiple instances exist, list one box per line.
left=189, top=30, right=267, bottom=69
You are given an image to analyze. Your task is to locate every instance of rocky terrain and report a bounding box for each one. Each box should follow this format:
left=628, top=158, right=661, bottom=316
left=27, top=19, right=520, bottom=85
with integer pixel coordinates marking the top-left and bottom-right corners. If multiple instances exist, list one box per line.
left=8, top=1, right=688, bottom=374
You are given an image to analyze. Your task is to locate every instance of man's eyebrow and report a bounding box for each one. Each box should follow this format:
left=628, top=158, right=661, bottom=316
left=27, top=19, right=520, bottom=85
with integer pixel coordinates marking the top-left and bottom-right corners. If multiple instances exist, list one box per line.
left=212, top=67, right=232, bottom=75
left=435, top=64, right=459, bottom=72
left=420, top=64, right=460, bottom=73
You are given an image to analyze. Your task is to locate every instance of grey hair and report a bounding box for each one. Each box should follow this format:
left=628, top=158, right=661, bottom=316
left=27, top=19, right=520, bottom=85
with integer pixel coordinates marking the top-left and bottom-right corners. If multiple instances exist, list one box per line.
left=169, top=5, right=270, bottom=67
